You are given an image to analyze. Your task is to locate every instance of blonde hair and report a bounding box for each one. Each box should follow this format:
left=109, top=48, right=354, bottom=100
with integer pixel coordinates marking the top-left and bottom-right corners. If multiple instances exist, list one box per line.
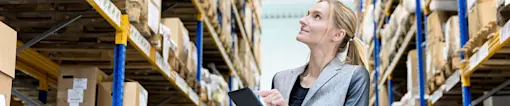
left=320, top=0, right=369, bottom=70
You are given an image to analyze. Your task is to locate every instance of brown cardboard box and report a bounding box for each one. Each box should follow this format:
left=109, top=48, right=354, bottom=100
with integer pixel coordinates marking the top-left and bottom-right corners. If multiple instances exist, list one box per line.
left=477, top=0, right=497, bottom=29
left=97, top=82, right=148, bottom=106
left=379, top=85, right=389, bottom=106
left=407, top=50, right=427, bottom=94
left=468, top=6, right=481, bottom=38
left=446, top=16, right=460, bottom=58
left=162, top=18, right=190, bottom=64
left=0, top=21, right=16, bottom=106
left=57, top=66, right=107, bottom=106
left=113, top=0, right=148, bottom=24
left=187, top=42, right=197, bottom=74
left=468, top=0, right=497, bottom=38
left=0, top=74, right=12, bottom=106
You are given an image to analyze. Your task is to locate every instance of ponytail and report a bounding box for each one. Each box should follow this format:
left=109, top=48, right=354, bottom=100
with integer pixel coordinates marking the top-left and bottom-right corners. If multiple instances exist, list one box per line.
left=345, top=37, right=370, bottom=70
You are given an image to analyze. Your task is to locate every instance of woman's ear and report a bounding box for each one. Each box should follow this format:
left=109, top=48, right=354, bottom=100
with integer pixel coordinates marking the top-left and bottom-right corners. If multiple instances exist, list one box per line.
left=332, top=29, right=346, bottom=42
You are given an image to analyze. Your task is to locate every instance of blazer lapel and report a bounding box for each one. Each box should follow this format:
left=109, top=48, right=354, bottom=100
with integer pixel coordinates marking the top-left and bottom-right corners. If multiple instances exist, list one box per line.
left=301, top=57, right=345, bottom=105
left=282, top=65, right=306, bottom=103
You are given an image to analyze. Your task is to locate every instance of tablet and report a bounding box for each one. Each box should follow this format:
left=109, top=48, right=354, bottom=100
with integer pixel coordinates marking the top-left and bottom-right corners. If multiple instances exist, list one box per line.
left=228, top=88, right=263, bottom=106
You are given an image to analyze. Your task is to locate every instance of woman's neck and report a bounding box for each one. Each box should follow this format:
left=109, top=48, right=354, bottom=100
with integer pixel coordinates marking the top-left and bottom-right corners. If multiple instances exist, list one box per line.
left=304, top=47, right=337, bottom=78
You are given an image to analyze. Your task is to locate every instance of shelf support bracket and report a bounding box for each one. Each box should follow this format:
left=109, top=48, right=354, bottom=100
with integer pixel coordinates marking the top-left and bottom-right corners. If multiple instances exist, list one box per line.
left=471, top=79, right=510, bottom=105
left=16, top=15, right=82, bottom=53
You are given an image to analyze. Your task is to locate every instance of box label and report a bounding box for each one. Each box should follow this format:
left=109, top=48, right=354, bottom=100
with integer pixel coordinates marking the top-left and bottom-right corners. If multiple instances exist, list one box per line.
left=88, top=0, right=121, bottom=28
left=67, top=89, right=84, bottom=103
left=0, top=94, right=5, bottom=106
left=139, top=88, right=148, bottom=106
left=129, top=25, right=151, bottom=56
left=467, top=0, right=476, bottom=10
left=148, top=2, right=161, bottom=33
left=161, top=24, right=171, bottom=62
left=501, top=20, right=510, bottom=44
left=73, top=78, right=88, bottom=90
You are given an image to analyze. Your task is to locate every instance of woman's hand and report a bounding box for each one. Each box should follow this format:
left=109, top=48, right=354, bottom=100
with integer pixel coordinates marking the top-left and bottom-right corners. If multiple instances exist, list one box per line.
left=255, top=89, right=288, bottom=106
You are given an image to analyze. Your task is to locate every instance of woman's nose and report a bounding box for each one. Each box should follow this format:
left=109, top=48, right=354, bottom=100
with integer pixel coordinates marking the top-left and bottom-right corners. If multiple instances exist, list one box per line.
left=299, top=16, right=306, bottom=26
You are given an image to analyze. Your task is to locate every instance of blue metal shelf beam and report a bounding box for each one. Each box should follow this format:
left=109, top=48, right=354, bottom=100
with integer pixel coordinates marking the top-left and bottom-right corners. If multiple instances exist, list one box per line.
left=373, top=0, right=380, bottom=106
left=457, top=0, right=471, bottom=106
left=414, top=0, right=426, bottom=105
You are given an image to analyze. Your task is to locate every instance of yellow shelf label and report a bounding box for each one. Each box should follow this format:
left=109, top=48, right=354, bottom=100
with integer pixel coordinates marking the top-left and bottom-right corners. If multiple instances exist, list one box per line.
left=175, top=76, right=189, bottom=94
left=468, top=42, right=489, bottom=71
left=129, top=25, right=151, bottom=56
left=87, top=0, right=121, bottom=30
left=501, top=20, right=510, bottom=44
left=188, top=88, right=200, bottom=105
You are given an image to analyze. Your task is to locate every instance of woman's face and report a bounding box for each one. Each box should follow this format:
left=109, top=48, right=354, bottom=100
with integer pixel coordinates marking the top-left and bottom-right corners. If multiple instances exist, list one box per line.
left=297, top=2, right=342, bottom=45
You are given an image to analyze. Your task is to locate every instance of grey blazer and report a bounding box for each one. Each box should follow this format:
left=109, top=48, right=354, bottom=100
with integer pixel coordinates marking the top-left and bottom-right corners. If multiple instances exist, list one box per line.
left=272, top=57, right=369, bottom=106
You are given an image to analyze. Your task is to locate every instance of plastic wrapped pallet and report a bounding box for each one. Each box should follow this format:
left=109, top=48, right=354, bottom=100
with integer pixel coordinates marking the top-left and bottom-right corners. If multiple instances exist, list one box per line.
left=428, top=0, right=459, bottom=11
left=402, top=0, right=425, bottom=13
left=362, top=5, right=375, bottom=44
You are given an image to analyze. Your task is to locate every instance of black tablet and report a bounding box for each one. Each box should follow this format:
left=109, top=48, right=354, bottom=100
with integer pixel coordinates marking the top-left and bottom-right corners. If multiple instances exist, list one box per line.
left=228, top=88, right=264, bottom=106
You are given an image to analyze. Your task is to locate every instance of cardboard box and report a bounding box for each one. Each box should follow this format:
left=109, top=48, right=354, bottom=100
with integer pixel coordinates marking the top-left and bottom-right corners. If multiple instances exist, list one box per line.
left=407, top=50, right=427, bottom=93
left=0, top=21, right=16, bottom=106
left=97, top=82, right=148, bottom=106
left=477, top=0, right=497, bottom=28
left=468, top=6, right=481, bottom=38
left=162, top=18, right=190, bottom=64
left=113, top=0, right=148, bottom=24
left=0, top=74, right=13, bottom=106
left=445, top=16, right=460, bottom=59
left=187, top=42, right=197, bottom=74
left=469, top=0, right=498, bottom=38
left=57, top=66, right=107, bottom=106
left=379, top=85, right=390, bottom=106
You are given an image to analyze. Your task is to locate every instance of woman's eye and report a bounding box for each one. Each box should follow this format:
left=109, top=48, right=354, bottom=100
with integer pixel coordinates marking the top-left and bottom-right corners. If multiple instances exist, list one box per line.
left=314, top=15, right=321, bottom=19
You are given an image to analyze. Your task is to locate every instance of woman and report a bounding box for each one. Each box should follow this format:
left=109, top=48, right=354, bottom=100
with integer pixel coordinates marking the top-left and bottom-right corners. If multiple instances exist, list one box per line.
left=255, top=0, right=369, bottom=106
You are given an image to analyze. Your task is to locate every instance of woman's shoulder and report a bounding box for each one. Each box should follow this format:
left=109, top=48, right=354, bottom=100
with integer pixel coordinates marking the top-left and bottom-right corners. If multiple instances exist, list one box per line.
left=341, top=64, right=369, bottom=84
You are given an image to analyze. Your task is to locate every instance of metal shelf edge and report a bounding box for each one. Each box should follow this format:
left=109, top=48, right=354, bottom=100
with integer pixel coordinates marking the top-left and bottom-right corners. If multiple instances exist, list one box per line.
left=378, top=23, right=417, bottom=89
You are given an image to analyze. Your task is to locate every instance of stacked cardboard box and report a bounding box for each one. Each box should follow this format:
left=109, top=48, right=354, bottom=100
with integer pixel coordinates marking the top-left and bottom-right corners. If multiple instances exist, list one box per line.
left=426, top=11, right=457, bottom=92
left=162, top=18, right=191, bottom=72
left=57, top=66, right=107, bottom=106
left=467, top=0, right=498, bottom=54
left=97, top=82, right=148, bottom=106
left=186, top=43, right=198, bottom=90
left=407, top=50, right=426, bottom=97
left=0, top=22, right=16, bottom=106
left=219, top=0, right=233, bottom=53
left=445, top=16, right=462, bottom=70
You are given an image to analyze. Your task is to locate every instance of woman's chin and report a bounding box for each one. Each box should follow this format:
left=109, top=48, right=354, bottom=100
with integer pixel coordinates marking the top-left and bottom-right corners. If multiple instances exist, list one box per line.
left=296, top=35, right=310, bottom=43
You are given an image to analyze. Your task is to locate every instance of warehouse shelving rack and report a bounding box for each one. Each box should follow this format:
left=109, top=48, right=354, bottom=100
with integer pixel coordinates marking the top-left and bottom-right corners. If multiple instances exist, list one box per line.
left=1, top=0, right=261, bottom=105
left=367, top=0, right=510, bottom=106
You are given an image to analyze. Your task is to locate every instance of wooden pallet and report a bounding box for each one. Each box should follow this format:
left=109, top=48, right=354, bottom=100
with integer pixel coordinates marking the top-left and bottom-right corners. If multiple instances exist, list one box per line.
left=464, top=21, right=499, bottom=57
